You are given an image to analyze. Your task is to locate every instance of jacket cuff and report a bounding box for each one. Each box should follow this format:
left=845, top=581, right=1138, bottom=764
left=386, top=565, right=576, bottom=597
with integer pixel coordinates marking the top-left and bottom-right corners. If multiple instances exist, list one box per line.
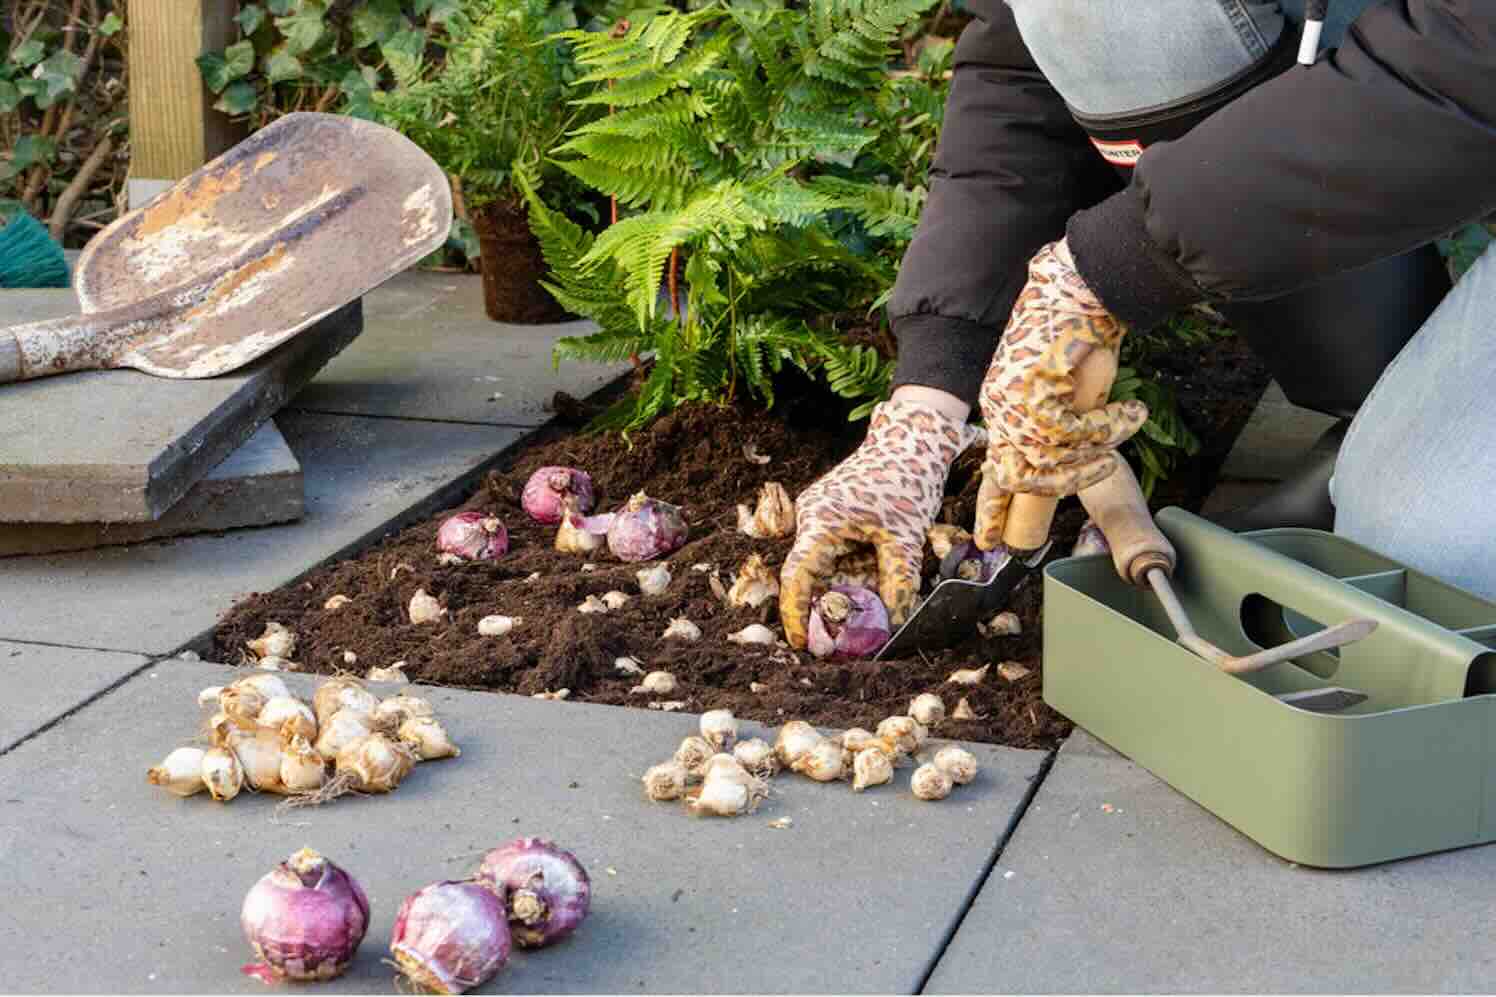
left=889, top=313, right=1000, bottom=407
left=1065, top=184, right=1205, bottom=332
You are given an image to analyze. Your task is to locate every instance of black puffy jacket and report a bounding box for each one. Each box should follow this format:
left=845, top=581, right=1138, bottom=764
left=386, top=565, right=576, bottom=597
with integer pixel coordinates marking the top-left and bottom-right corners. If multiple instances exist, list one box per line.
left=888, top=0, right=1496, bottom=405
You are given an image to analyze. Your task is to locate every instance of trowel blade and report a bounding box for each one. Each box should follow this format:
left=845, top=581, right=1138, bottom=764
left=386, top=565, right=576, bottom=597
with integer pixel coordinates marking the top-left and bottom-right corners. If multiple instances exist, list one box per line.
left=874, top=542, right=1054, bottom=661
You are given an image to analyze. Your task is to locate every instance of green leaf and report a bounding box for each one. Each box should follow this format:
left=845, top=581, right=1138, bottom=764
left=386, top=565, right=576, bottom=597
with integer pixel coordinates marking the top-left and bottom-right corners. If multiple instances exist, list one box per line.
left=11, top=40, right=45, bottom=68
left=197, top=40, right=253, bottom=92
left=380, top=28, right=426, bottom=85
left=235, top=5, right=266, bottom=36
left=10, top=134, right=56, bottom=172
left=214, top=80, right=259, bottom=115
left=264, top=45, right=303, bottom=83
left=266, top=0, right=296, bottom=15
left=351, top=0, right=404, bottom=48
left=36, top=49, right=84, bottom=101
left=99, top=12, right=125, bottom=36
left=0, top=80, right=19, bottom=113
left=276, top=1, right=328, bottom=55
left=414, top=0, right=460, bottom=20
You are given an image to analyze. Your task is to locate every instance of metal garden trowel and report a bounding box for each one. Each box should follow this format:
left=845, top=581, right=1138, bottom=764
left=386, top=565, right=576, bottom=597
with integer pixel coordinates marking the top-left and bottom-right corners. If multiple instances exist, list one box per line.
left=0, top=112, right=452, bottom=384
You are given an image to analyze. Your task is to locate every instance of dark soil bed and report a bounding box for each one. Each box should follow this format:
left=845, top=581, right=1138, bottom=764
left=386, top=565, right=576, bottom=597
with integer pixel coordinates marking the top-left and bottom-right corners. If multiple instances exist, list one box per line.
left=214, top=333, right=1269, bottom=750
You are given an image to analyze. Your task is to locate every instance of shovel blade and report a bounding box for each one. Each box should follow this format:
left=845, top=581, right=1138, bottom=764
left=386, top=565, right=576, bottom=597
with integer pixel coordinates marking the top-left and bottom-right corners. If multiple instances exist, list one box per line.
left=71, top=113, right=452, bottom=379
left=874, top=543, right=1052, bottom=660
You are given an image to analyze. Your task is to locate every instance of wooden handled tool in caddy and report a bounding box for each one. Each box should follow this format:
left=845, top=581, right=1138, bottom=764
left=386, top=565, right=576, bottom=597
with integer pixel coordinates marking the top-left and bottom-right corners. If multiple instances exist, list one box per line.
left=1034, top=349, right=1380, bottom=676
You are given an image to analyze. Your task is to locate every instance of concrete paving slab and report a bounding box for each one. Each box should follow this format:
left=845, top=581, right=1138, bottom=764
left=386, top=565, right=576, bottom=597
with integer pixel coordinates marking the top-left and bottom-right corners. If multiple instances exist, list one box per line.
left=925, top=729, right=1496, bottom=994
left=0, top=412, right=523, bottom=654
left=0, top=291, right=360, bottom=524
left=0, top=421, right=303, bottom=557
left=1219, top=382, right=1341, bottom=483
left=291, top=271, right=627, bottom=427
left=0, top=661, right=1046, bottom=994
left=0, top=640, right=149, bottom=753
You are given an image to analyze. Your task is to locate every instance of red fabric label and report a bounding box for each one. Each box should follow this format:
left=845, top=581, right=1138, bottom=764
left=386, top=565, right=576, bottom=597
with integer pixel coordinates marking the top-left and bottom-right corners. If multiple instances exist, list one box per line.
left=1091, top=137, right=1144, bottom=167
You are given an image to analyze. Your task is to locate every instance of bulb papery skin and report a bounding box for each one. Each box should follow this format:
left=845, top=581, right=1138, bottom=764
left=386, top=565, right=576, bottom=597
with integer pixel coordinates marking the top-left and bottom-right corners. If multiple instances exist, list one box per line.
left=877, top=716, right=928, bottom=755
left=221, top=684, right=269, bottom=731
left=316, top=709, right=373, bottom=764
left=602, top=591, right=631, bottom=611
left=700, top=709, right=738, bottom=752
left=732, top=738, right=779, bottom=778
left=313, top=679, right=378, bottom=729
left=840, top=728, right=877, bottom=754
left=934, top=746, right=979, bottom=785
left=259, top=697, right=317, bottom=742
left=807, top=585, right=890, bottom=659
left=280, top=735, right=327, bottom=793
left=686, top=755, right=767, bottom=817
left=947, top=664, right=991, bottom=686
left=365, top=665, right=409, bottom=685
left=247, top=622, right=297, bottom=661
left=909, top=693, right=946, bottom=729
left=227, top=729, right=286, bottom=792
left=912, top=762, right=954, bottom=801
left=661, top=617, right=701, bottom=641
left=400, top=716, right=461, bottom=761
left=148, top=747, right=207, bottom=797
left=241, top=848, right=370, bottom=983
left=202, top=746, right=244, bottom=801
left=636, top=563, right=672, bottom=596
left=409, top=588, right=447, bottom=625
left=476, top=838, right=592, bottom=949
left=335, top=733, right=416, bottom=793
left=727, top=554, right=780, bottom=609
left=673, top=735, right=715, bottom=780
left=643, top=761, right=689, bottom=800
left=391, top=880, right=510, bottom=994
left=198, top=685, right=224, bottom=709
left=477, top=614, right=519, bottom=637
left=792, top=738, right=845, bottom=782
left=774, top=721, right=823, bottom=769
left=522, top=467, right=595, bottom=525
left=607, top=492, right=688, bottom=563
left=950, top=542, right=1008, bottom=583
left=728, top=624, right=777, bottom=646
left=633, top=670, right=677, bottom=695
left=952, top=697, right=979, bottom=721
left=736, top=482, right=796, bottom=539
left=373, top=694, right=434, bottom=731
left=852, top=747, right=894, bottom=791
left=436, top=511, right=509, bottom=562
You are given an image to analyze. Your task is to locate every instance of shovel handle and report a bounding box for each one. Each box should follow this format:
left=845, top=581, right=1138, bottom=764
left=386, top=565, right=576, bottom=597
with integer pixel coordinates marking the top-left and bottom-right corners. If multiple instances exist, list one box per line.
left=1077, top=457, right=1176, bottom=586
left=1001, top=347, right=1119, bottom=552
left=0, top=332, right=20, bottom=383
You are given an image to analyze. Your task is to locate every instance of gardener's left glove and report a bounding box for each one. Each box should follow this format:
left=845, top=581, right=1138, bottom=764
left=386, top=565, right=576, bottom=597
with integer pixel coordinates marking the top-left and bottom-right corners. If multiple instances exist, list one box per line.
left=974, top=239, right=1149, bottom=550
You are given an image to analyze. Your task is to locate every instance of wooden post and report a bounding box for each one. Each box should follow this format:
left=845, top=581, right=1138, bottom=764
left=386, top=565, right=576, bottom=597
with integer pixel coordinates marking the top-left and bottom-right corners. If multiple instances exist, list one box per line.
left=126, top=0, right=244, bottom=208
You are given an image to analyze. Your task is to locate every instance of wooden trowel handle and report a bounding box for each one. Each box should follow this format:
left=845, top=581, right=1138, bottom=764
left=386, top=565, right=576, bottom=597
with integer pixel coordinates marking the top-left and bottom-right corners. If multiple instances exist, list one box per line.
left=0, top=331, right=21, bottom=383
left=1001, top=347, right=1119, bottom=552
left=1077, top=456, right=1176, bottom=586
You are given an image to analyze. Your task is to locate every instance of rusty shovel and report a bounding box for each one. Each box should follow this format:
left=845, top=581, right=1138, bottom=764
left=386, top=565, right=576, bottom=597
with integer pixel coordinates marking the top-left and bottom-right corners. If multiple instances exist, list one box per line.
left=0, top=112, right=452, bottom=383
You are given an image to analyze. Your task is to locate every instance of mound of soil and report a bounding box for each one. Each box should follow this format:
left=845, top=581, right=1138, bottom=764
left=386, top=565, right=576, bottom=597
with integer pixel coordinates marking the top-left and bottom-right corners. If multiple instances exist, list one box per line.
left=214, top=335, right=1268, bottom=750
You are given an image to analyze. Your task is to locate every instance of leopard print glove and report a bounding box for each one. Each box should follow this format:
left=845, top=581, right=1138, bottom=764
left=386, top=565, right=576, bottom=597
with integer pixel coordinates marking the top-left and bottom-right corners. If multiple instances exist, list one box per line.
left=780, top=399, right=982, bottom=650
left=974, top=239, right=1149, bottom=550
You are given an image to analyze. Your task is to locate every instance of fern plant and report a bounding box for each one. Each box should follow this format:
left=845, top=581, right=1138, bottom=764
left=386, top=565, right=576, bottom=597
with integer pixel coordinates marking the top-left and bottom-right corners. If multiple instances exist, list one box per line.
left=530, top=0, right=942, bottom=429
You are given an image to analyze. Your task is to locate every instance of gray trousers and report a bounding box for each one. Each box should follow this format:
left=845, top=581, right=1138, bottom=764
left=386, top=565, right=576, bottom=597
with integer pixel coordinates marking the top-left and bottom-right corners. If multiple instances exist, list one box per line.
left=1006, top=0, right=1495, bottom=598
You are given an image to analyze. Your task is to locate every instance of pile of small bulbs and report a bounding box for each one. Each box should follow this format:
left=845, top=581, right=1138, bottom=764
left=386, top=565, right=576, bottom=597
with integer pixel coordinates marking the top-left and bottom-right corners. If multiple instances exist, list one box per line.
left=641, top=696, right=979, bottom=816
left=147, top=650, right=459, bottom=805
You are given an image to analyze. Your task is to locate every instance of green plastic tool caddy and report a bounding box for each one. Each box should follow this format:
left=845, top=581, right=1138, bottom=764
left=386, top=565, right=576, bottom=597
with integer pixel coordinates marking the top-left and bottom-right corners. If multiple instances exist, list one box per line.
left=1042, top=507, right=1496, bottom=869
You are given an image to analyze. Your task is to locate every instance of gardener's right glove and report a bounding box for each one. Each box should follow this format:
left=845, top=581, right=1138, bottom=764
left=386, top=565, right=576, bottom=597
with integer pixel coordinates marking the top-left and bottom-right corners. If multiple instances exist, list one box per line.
left=779, top=399, right=982, bottom=650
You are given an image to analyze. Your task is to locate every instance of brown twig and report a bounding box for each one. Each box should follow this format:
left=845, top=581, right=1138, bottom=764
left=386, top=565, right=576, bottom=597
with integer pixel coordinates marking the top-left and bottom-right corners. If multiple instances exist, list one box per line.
left=48, top=133, right=111, bottom=242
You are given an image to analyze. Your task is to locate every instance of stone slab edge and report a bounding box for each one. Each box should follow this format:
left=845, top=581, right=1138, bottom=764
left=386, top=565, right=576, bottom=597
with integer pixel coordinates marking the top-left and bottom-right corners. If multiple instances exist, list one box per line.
left=0, top=298, right=362, bottom=525
left=0, top=421, right=303, bottom=557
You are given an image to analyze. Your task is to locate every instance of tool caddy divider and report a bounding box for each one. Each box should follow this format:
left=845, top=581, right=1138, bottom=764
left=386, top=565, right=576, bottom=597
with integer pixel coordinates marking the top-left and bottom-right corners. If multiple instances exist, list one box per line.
left=1043, top=507, right=1496, bottom=868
